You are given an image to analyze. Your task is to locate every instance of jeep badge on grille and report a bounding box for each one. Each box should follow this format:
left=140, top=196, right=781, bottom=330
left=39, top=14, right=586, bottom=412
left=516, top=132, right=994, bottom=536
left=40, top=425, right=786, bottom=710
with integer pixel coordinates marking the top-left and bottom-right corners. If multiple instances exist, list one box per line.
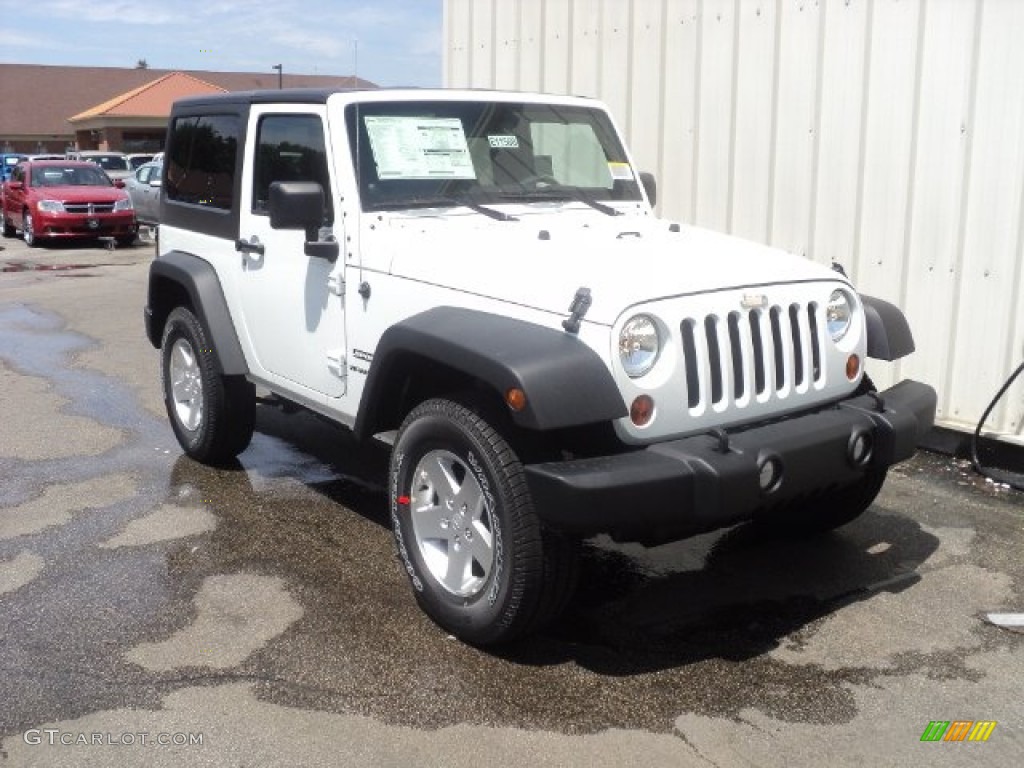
left=741, top=293, right=768, bottom=309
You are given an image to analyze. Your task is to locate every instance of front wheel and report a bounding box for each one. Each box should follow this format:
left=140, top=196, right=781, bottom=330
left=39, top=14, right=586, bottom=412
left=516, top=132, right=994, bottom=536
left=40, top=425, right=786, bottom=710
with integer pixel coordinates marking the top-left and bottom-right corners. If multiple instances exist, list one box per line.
left=390, top=398, right=578, bottom=645
left=2, top=213, right=14, bottom=238
left=160, top=306, right=255, bottom=465
left=23, top=210, right=39, bottom=247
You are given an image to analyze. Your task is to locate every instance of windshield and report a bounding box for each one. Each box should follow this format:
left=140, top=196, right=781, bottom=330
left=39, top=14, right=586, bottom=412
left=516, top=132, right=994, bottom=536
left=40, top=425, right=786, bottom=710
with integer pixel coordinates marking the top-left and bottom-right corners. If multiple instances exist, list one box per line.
left=31, top=165, right=112, bottom=187
left=89, top=155, right=129, bottom=171
left=346, top=100, right=640, bottom=212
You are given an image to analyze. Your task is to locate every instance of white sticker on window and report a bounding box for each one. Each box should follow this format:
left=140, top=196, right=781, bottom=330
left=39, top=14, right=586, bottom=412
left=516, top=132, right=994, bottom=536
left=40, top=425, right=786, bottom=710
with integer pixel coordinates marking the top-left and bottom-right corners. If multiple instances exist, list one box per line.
left=608, top=162, right=634, bottom=180
left=487, top=135, right=519, bottom=149
left=364, top=116, right=476, bottom=180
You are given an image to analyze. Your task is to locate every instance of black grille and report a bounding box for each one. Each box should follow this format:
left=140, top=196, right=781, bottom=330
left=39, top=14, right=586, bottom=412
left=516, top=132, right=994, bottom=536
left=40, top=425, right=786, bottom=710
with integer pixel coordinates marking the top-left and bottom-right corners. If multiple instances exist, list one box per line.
left=64, top=202, right=116, bottom=214
left=680, top=302, right=823, bottom=410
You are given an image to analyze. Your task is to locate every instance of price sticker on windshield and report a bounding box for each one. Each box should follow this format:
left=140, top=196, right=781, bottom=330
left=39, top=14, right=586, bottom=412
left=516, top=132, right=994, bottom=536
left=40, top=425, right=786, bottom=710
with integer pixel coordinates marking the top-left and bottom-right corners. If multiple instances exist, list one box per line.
left=364, top=116, right=476, bottom=180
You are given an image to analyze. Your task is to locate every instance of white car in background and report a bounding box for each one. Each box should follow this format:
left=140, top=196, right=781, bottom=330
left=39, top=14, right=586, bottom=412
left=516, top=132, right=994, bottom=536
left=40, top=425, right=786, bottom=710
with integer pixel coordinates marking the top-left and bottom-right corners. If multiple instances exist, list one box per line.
left=127, top=153, right=155, bottom=170
left=66, top=151, right=132, bottom=182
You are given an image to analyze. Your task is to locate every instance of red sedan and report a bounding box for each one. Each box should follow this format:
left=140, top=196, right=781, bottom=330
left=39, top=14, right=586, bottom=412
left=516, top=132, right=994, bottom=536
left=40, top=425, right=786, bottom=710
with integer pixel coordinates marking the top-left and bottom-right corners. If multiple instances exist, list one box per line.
left=1, top=160, right=137, bottom=247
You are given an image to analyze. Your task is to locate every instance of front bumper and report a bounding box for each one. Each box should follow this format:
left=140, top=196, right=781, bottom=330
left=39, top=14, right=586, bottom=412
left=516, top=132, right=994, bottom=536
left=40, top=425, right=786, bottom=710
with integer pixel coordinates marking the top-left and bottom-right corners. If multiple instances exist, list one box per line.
left=524, top=379, right=937, bottom=544
left=35, top=211, right=136, bottom=238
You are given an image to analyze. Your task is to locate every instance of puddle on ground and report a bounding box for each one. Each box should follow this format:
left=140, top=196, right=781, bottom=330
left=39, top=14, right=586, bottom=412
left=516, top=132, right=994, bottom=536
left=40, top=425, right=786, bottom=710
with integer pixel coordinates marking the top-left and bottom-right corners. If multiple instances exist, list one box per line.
left=1, top=261, right=118, bottom=273
left=1, top=302, right=1021, bottom=745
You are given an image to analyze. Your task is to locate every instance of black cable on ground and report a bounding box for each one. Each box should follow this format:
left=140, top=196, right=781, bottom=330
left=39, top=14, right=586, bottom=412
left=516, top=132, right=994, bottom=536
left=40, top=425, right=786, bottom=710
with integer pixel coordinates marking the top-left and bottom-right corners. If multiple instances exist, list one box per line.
left=971, top=359, right=1024, bottom=491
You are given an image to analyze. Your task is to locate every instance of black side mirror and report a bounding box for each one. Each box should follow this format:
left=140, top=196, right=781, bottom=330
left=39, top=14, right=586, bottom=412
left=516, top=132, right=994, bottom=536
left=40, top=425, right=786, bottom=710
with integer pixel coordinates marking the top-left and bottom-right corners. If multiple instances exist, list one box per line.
left=269, top=181, right=325, bottom=230
left=639, top=172, right=657, bottom=208
left=268, top=181, right=339, bottom=262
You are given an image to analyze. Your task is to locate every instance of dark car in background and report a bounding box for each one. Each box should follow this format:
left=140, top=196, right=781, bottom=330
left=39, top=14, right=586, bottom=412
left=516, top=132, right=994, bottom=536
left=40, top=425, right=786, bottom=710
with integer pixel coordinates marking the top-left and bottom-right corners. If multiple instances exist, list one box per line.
left=1, top=160, right=137, bottom=247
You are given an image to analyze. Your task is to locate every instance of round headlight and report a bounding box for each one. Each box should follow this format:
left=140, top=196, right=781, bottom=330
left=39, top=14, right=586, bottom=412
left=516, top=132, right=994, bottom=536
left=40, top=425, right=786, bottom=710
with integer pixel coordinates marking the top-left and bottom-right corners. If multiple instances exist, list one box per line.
left=826, top=290, right=853, bottom=342
left=619, top=314, right=661, bottom=378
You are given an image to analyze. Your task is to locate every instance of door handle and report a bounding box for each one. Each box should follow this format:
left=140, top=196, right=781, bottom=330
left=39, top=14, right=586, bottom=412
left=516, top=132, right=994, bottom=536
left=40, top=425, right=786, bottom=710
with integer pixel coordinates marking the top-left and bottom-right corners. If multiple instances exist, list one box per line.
left=235, top=236, right=265, bottom=256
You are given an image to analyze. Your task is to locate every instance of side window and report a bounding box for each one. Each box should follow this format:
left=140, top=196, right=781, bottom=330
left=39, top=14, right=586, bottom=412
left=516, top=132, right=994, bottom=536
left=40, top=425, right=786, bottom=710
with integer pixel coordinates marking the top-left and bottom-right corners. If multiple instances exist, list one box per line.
left=165, top=114, right=239, bottom=209
left=253, top=114, right=332, bottom=223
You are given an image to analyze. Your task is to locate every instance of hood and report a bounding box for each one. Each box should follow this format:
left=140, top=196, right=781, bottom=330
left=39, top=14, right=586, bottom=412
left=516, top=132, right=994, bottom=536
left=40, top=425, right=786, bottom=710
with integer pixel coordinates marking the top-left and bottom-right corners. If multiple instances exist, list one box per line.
left=382, top=209, right=844, bottom=326
left=33, top=186, right=126, bottom=202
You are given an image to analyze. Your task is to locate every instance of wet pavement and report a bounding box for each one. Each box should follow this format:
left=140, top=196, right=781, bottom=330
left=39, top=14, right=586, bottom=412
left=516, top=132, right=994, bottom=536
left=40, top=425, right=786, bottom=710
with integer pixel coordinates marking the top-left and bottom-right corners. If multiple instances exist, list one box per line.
left=0, top=235, right=1022, bottom=766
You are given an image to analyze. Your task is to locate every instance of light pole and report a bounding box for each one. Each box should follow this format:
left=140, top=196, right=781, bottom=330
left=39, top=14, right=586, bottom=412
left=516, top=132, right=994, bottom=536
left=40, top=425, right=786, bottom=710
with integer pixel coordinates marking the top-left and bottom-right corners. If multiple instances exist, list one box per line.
left=272, top=63, right=282, bottom=89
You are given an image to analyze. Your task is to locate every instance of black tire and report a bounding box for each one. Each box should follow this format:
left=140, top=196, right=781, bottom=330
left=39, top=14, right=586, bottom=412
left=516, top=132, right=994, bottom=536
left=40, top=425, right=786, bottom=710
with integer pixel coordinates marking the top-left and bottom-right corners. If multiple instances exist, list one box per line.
left=389, top=398, right=579, bottom=645
left=160, top=306, right=255, bottom=465
left=2, top=213, right=14, bottom=238
left=116, top=233, right=137, bottom=247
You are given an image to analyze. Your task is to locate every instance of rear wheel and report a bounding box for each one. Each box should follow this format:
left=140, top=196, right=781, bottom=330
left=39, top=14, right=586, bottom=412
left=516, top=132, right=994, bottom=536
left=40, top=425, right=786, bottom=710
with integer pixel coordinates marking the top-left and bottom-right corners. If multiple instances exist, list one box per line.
left=390, top=398, right=578, bottom=645
left=160, top=306, right=255, bottom=465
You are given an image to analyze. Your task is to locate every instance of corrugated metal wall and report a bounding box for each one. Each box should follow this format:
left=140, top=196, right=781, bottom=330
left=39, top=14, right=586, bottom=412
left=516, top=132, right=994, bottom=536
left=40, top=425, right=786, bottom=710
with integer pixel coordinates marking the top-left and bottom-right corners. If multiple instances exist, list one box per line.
left=444, top=0, right=1024, bottom=443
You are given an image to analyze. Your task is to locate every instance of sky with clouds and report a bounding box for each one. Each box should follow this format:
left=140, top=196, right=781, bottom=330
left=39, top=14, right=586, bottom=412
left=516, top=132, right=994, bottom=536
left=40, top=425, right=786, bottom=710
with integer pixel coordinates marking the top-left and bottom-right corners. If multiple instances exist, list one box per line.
left=0, top=0, right=442, bottom=87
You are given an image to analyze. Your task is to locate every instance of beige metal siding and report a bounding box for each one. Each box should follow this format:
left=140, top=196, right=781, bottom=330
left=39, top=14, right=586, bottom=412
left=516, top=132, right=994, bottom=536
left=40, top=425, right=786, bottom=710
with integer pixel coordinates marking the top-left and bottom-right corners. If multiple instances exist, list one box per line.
left=444, top=0, right=1024, bottom=442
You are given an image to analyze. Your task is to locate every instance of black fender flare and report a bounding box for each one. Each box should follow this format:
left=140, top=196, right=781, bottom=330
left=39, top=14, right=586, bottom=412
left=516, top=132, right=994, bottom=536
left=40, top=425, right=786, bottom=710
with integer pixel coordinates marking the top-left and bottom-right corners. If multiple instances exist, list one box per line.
left=144, top=250, right=248, bottom=375
left=860, top=294, right=916, bottom=361
left=353, top=307, right=627, bottom=439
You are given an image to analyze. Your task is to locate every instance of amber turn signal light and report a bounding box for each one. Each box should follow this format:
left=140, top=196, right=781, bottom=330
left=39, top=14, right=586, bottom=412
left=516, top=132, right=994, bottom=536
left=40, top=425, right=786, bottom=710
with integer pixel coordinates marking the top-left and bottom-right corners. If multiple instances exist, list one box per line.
left=846, top=354, right=861, bottom=381
left=505, top=387, right=527, bottom=412
left=630, top=395, right=655, bottom=426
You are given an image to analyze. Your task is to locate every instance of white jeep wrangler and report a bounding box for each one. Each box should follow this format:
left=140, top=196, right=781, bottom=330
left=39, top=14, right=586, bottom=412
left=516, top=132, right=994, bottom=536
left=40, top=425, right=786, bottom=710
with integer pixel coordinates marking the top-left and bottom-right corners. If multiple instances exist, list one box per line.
left=145, top=88, right=936, bottom=644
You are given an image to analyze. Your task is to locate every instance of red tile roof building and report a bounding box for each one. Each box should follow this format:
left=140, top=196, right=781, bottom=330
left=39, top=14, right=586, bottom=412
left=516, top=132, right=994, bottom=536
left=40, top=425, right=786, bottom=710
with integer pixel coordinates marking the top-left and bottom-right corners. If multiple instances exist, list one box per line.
left=0, top=63, right=373, bottom=154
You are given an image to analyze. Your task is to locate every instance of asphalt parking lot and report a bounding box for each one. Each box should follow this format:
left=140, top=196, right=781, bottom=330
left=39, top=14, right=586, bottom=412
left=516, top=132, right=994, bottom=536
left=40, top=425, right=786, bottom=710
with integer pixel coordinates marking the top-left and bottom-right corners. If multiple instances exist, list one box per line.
left=1, top=233, right=1022, bottom=767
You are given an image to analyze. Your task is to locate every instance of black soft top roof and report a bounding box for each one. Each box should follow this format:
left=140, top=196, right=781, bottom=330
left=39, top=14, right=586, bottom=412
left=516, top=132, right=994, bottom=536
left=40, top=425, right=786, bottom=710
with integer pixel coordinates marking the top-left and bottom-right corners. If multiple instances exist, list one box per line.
left=171, top=87, right=376, bottom=110
left=169, top=86, right=585, bottom=112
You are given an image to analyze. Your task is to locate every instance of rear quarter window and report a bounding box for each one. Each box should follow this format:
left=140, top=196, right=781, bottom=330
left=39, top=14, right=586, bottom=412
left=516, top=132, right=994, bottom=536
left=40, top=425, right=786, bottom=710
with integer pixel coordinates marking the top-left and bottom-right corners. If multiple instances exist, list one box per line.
left=165, top=114, right=240, bottom=210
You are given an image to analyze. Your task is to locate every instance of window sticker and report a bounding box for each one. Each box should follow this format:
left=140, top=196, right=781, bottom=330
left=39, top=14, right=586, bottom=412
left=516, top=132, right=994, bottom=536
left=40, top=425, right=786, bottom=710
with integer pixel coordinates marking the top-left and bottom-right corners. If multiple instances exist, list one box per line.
left=364, top=115, right=476, bottom=180
left=608, top=162, right=634, bottom=180
left=487, top=135, right=519, bottom=149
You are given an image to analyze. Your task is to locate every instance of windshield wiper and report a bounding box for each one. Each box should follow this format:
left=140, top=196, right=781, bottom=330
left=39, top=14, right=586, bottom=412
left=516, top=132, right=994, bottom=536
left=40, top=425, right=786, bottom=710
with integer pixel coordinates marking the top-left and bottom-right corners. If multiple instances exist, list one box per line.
left=498, top=185, right=623, bottom=217
left=374, top=195, right=518, bottom=222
